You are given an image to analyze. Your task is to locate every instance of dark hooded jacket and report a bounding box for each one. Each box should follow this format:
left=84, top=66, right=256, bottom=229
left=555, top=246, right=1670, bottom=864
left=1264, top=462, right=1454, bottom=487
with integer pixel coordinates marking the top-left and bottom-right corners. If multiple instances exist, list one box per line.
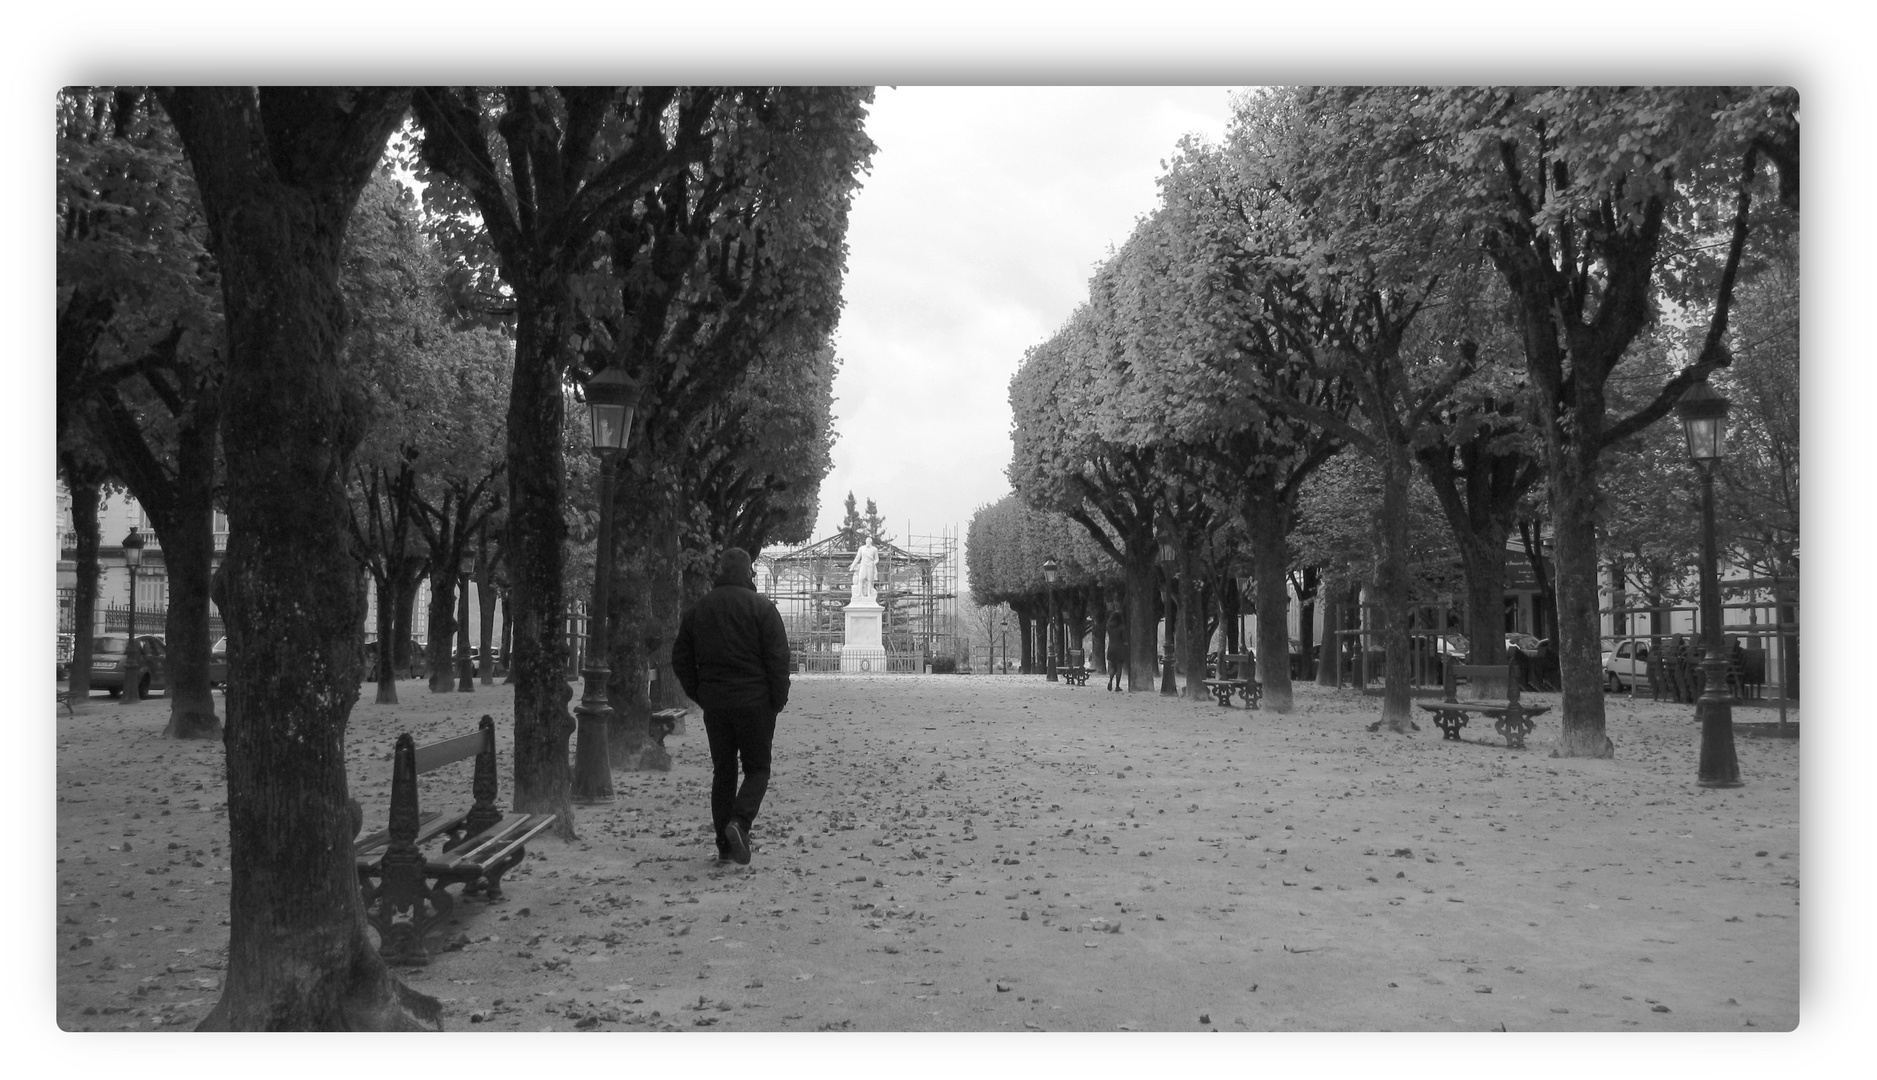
left=672, top=557, right=792, bottom=713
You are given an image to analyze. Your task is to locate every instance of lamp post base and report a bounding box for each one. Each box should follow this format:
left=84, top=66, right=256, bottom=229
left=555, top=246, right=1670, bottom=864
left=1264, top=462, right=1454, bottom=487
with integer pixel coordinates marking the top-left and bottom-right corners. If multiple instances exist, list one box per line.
left=571, top=666, right=615, bottom=803
left=1694, top=657, right=1741, bottom=788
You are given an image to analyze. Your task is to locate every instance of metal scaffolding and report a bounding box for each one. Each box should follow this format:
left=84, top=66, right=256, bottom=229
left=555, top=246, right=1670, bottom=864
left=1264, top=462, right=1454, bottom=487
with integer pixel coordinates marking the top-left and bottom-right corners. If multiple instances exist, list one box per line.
left=758, top=527, right=958, bottom=673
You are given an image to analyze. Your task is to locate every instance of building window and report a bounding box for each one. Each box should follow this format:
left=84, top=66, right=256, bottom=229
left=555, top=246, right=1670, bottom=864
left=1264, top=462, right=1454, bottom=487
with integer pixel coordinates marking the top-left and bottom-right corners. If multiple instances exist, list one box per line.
left=136, top=572, right=167, bottom=613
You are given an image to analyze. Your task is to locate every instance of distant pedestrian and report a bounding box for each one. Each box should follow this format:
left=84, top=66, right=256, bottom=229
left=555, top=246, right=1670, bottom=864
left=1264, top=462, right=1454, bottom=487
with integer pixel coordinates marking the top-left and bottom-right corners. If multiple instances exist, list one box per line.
left=672, top=547, right=791, bottom=866
left=1106, top=610, right=1128, bottom=691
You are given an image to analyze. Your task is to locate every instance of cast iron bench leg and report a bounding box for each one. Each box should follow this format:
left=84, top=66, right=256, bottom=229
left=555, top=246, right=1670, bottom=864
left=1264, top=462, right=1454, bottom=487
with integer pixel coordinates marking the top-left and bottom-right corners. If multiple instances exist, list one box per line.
left=1432, top=708, right=1467, bottom=740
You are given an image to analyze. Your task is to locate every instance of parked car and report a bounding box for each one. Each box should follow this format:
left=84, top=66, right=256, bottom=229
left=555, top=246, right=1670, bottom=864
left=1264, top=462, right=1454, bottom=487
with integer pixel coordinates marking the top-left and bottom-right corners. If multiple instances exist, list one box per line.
left=1601, top=640, right=1651, bottom=691
left=208, top=636, right=229, bottom=688
left=89, top=632, right=168, bottom=697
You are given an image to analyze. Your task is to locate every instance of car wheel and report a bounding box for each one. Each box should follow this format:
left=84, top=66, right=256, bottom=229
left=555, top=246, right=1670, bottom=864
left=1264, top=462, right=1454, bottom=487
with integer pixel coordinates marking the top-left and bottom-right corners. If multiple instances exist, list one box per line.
left=1605, top=671, right=1623, bottom=692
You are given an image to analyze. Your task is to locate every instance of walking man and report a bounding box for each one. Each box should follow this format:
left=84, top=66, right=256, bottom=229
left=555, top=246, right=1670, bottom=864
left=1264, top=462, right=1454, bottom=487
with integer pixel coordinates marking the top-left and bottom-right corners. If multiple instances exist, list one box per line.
left=673, top=547, right=791, bottom=865
left=1105, top=610, right=1128, bottom=691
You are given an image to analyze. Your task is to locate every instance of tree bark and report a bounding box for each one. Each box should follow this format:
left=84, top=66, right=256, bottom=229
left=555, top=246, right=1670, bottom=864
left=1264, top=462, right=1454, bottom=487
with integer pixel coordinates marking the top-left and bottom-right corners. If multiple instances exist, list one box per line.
left=503, top=289, right=578, bottom=833
left=1548, top=455, right=1614, bottom=756
left=1014, top=603, right=1034, bottom=674
left=1457, top=535, right=1510, bottom=670
left=1244, top=474, right=1296, bottom=712
left=160, top=86, right=435, bottom=1031
left=1317, top=589, right=1342, bottom=688
left=158, top=455, right=223, bottom=741
left=1368, top=440, right=1415, bottom=732
left=1178, top=553, right=1208, bottom=702
left=87, top=361, right=224, bottom=739
left=425, top=556, right=459, bottom=694
left=62, top=462, right=104, bottom=704
left=372, top=571, right=399, bottom=705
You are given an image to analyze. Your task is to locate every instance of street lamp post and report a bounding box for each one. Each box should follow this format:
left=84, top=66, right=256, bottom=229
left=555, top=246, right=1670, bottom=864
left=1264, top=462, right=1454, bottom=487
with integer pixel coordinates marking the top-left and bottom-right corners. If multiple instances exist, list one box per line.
left=1678, top=381, right=1742, bottom=788
left=122, top=528, right=145, bottom=704
left=571, top=367, right=635, bottom=804
left=1000, top=615, right=1009, bottom=675
left=1158, top=539, right=1179, bottom=696
left=1043, top=558, right=1059, bottom=682
left=456, top=550, right=476, bottom=692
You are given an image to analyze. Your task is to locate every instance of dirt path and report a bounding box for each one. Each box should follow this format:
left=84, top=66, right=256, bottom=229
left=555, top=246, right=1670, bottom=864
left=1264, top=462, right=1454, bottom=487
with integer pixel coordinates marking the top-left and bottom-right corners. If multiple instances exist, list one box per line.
left=54, top=674, right=1799, bottom=1032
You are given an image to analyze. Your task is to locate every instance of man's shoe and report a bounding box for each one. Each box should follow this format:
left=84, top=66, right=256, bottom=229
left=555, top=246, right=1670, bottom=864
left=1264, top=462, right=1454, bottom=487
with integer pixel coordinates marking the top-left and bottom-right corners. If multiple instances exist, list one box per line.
left=724, top=820, right=751, bottom=865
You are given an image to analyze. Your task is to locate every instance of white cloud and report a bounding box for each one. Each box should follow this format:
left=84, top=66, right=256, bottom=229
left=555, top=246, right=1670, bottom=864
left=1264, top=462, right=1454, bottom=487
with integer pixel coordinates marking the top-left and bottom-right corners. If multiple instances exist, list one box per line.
left=811, top=86, right=1235, bottom=589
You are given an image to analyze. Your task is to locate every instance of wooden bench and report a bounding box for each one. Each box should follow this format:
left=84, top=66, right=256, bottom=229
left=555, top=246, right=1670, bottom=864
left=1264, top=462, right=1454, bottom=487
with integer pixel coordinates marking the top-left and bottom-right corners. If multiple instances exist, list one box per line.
left=58, top=688, right=75, bottom=715
left=1201, top=653, right=1261, bottom=709
left=1056, top=649, right=1093, bottom=686
left=1417, top=663, right=1550, bottom=749
left=1056, top=664, right=1093, bottom=686
left=353, top=714, right=557, bottom=965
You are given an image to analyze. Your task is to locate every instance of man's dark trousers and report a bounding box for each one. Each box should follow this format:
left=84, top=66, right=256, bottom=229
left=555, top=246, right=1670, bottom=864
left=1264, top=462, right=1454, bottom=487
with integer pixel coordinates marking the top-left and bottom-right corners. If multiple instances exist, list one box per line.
left=704, top=705, right=776, bottom=853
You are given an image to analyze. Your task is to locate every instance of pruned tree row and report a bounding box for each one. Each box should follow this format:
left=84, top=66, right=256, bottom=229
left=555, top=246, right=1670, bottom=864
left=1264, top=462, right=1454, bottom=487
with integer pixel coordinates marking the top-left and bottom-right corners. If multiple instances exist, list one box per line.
left=56, top=85, right=872, bottom=1030
left=989, top=86, right=1798, bottom=748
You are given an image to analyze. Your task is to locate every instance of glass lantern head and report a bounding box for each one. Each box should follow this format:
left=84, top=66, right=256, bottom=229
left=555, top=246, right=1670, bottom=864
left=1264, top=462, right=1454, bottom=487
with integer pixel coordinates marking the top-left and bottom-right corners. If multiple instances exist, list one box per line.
left=584, top=367, right=636, bottom=454
left=1675, top=381, right=1731, bottom=463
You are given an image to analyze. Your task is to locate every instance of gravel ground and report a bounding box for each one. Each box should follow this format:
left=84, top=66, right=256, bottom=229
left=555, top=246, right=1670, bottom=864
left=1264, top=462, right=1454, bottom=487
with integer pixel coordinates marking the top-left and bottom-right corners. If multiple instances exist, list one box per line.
left=52, top=670, right=1802, bottom=1041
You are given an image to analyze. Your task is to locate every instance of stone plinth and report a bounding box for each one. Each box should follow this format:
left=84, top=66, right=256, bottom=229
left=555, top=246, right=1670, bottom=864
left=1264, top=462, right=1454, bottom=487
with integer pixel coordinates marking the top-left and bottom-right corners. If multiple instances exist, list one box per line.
left=840, top=597, right=888, bottom=673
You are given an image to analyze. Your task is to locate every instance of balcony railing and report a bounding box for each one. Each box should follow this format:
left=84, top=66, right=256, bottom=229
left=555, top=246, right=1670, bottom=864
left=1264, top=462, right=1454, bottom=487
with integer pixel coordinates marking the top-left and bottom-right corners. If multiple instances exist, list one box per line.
left=59, top=531, right=228, bottom=554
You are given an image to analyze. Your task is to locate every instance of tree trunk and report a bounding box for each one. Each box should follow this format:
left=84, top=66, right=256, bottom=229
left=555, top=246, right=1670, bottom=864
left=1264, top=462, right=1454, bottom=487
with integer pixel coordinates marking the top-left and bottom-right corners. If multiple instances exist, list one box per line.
left=1178, top=553, right=1208, bottom=702
left=160, top=86, right=436, bottom=1031
left=426, top=561, right=458, bottom=693
left=646, top=527, right=690, bottom=739
left=63, top=465, right=103, bottom=705
left=391, top=564, right=421, bottom=679
left=1369, top=442, right=1415, bottom=732
left=372, top=572, right=399, bottom=705
left=1549, top=456, right=1614, bottom=757
left=504, top=291, right=578, bottom=833
left=1455, top=529, right=1511, bottom=671
left=1123, top=525, right=1160, bottom=691
left=1775, top=565, right=1798, bottom=699
left=603, top=493, right=658, bottom=768
left=455, top=566, right=474, bottom=691
left=1014, top=604, right=1034, bottom=674
left=477, top=563, right=497, bottom=686
left=1317, top=589, right=1341, bottom=688
left=605, top=556, right=652, bottom=770
left=1245, top=475, right=1296, bottom=712
left=159, top=467, right=223, bottom=739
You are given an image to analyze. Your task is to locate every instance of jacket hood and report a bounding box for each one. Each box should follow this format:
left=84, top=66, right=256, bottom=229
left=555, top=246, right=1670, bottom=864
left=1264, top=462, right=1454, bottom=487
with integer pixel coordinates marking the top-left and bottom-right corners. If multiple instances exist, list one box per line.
left=713, top=546, right=756, bottom=590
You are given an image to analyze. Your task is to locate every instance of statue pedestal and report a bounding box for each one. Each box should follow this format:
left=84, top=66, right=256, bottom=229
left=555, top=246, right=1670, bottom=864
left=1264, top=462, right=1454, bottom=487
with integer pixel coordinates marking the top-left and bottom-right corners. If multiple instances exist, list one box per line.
left=840, top=597, right=887, bottom=673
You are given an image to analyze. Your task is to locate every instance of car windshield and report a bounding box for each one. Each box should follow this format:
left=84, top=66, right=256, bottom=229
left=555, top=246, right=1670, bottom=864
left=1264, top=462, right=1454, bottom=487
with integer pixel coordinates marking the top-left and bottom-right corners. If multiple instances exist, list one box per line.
left=94, top=637, right=127, bottom=654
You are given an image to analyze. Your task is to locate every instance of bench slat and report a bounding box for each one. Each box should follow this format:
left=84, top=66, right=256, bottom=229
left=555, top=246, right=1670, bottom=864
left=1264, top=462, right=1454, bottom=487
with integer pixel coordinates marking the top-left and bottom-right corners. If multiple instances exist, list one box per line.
left=434, top=813, right=553, bottom=870
left=354, top=810, right=472, bottom=862
left=450, top=814, right=557, bottom=873
left=354, top=809, right=444, bottom=856
left=413, top=730, right=489, bottom=774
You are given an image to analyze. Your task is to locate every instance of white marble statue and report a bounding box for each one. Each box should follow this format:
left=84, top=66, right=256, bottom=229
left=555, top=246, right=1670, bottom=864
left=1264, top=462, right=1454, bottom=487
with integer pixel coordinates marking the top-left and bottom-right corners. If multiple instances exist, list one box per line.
left=848, top=538, right=879, bottom=602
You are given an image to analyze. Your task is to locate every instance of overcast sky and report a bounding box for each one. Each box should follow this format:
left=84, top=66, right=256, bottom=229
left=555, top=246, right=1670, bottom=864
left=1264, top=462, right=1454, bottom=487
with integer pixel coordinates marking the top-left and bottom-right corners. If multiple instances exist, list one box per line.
left=803, top=86, right=1238, bottom=594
